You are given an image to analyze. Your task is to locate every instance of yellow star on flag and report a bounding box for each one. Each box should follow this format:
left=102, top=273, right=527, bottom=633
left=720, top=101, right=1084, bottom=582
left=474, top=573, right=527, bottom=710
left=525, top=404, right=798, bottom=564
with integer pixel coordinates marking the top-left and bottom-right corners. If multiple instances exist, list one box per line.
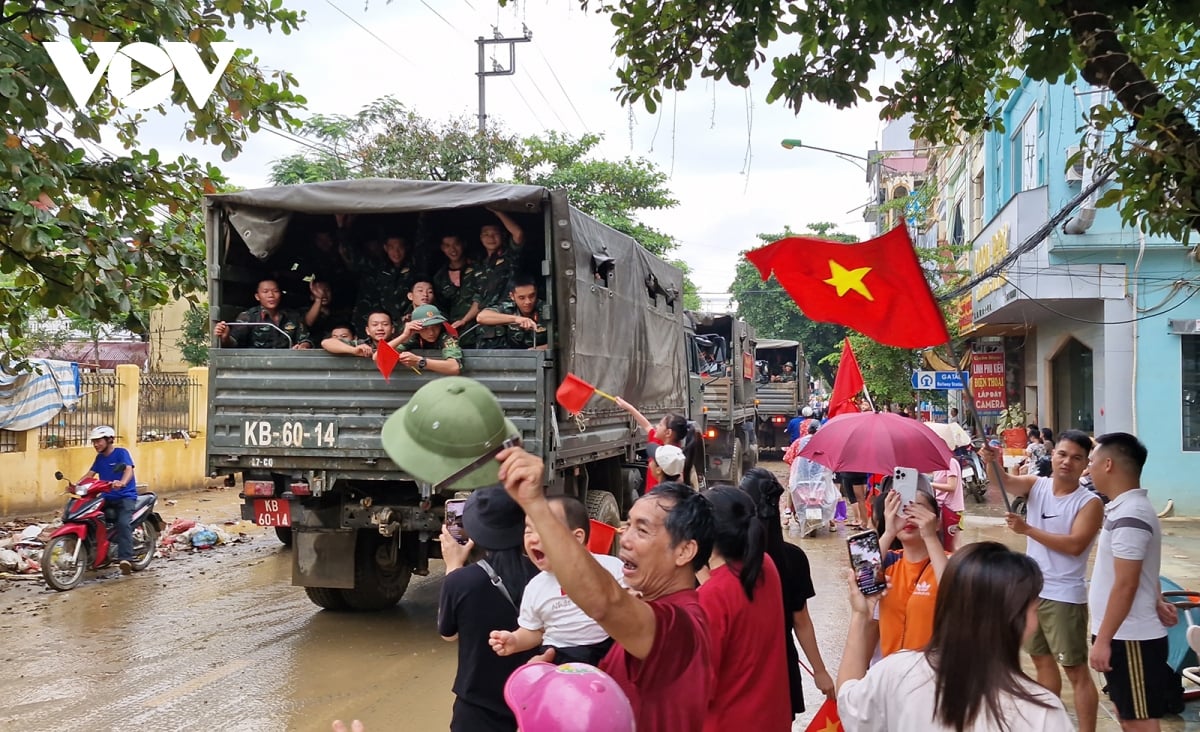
left=823, top=259, right=874, bottom=301
left=819, top=719, right=842, bottom=732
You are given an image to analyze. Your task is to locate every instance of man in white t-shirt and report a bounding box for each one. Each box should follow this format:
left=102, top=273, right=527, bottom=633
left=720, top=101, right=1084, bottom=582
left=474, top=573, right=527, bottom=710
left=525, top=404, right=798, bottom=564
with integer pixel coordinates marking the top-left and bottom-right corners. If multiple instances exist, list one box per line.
left=489, top=495, right=625, bottom=665
left=986, top=429, right=1102, bottom=732
left=1087, top=432, right=1181, bottom=730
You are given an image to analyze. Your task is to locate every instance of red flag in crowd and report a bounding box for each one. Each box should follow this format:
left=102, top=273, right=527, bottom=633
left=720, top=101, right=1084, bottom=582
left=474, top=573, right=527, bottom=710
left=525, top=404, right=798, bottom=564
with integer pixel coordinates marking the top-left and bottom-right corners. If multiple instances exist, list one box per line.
left=803, top=697, right=843, bottom=732
left=828, top=338, right=865, bottom=419
left=745, top=225, right=950, bottom=348
left=375, top=339, right=400, bottom=380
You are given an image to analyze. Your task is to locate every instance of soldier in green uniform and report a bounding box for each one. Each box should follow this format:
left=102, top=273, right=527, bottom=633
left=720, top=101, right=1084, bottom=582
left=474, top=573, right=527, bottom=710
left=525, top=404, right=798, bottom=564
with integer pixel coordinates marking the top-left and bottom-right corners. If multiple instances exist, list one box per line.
left=214, top=278, right=313, bottom=349
left=320, top=310, right=395, bottom=358
left=432, top=234, right=483, bottom=347
left=475, top=208, right=526, bottom=310
left=476, top=274, right=549, bottom=349
left=387, top=304, right=463, bottom=376
left=347, top=233, right=419, bottom=335
left=777, top=362, right=798, bottom=382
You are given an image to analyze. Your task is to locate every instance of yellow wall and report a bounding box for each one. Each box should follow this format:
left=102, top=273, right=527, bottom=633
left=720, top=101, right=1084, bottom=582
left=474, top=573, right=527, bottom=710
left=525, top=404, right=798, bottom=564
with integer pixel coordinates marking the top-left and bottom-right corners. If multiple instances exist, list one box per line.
left=148, top=297, right=193, bottom=374
left=0, top=365, right=211, bottom=517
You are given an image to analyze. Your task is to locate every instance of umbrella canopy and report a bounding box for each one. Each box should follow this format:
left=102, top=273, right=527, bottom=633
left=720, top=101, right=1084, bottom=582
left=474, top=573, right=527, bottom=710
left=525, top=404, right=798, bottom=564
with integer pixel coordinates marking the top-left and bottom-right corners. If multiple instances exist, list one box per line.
left=923, top=421, right=971, bottom=451
left=799, top=411, right=955, bottom=475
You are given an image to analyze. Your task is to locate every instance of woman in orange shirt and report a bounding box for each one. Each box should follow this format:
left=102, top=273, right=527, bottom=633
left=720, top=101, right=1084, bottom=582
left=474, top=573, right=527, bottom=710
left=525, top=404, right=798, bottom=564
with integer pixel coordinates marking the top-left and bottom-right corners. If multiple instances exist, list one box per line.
left=874, top=479, right=949, bottom=657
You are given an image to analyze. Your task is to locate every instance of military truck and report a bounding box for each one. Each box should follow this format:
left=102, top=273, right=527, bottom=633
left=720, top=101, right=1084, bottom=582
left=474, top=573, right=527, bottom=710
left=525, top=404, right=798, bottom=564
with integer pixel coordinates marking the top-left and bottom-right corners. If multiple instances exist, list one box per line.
left=204, top=179, right=692, bottom=610
left=686, top=311, right=758, bottom=484
left=754, top=339, right=807, bottom=456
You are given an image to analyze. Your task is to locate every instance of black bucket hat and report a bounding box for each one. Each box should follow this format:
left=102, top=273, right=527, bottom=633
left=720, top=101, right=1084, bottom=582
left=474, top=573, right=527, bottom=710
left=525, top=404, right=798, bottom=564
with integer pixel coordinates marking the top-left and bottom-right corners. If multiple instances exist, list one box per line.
left=462, top=486, right=526, bottom=551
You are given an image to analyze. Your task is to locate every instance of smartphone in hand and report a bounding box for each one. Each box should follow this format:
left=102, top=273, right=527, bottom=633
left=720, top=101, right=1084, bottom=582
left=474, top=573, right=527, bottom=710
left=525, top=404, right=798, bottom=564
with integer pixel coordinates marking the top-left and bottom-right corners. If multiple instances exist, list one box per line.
left=893, top=466, right=919, bottom=506
left=847, top=530, right=887, bottom=596
left=445, top=498, right=468, bottom=545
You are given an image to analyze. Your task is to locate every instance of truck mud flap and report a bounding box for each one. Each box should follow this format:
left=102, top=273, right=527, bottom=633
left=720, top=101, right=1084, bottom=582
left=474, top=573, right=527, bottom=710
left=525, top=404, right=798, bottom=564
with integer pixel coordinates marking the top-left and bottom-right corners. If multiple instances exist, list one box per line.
left=292, top=529, right=356, bottom=589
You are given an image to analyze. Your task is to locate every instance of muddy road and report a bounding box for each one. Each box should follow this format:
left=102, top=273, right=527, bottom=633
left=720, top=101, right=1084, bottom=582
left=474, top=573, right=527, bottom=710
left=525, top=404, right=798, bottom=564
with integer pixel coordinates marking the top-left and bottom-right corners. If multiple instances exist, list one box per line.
left=1, top=464, right=1197, bottom=731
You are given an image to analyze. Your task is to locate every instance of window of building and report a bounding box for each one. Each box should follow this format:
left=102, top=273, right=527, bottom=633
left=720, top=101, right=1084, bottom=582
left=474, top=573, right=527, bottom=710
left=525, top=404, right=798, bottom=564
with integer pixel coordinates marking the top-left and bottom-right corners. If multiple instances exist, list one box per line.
left=971, top=173, right=984, bottom=235
left=950, top=200, right=965, bottom=246
left=1051, top=338, right=1093, bottom=433
left=1182, top=336, right=1200, bottom=450
left=1011, top=107, right=1039, bottom=193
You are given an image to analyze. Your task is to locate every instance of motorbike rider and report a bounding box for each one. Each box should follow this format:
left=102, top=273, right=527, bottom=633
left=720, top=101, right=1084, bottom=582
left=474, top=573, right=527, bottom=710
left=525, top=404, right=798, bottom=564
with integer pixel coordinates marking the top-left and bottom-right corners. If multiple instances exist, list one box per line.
left=78, top=426, right=137, bottom=574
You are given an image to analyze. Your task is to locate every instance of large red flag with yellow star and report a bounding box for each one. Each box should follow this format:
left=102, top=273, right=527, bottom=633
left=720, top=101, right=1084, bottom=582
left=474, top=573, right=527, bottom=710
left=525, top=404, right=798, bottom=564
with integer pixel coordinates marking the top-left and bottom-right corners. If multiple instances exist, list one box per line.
left=745, top=225, right=950, bottom=348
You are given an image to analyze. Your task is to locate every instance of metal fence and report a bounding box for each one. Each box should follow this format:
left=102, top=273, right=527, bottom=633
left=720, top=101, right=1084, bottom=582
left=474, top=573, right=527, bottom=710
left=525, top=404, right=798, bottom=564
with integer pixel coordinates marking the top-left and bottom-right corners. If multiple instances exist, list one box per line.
left=39, top=372, right=120, bottom=449
left=138, top=372, right=198, bottom=441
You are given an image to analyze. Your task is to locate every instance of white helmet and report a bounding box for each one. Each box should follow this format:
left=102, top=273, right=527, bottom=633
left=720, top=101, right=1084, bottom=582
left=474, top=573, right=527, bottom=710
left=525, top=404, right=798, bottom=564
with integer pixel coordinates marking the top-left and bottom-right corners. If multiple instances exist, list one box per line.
left=88, top=425, right=116, bottom=441
left=801, top=407, right=813, bottom=417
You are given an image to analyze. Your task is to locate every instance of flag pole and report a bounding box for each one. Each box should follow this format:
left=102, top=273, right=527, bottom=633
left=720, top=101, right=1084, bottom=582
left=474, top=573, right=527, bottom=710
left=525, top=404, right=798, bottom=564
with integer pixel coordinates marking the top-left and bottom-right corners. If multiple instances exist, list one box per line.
left=942, top=339, right=1013, bottom=513
left=862, top=384, right=877, bottom=412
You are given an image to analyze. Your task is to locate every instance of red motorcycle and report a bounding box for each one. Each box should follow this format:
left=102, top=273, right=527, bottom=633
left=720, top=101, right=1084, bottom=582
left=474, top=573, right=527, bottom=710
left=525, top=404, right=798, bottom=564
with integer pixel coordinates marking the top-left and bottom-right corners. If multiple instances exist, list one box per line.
left=40, top=469, right=164, bottom=591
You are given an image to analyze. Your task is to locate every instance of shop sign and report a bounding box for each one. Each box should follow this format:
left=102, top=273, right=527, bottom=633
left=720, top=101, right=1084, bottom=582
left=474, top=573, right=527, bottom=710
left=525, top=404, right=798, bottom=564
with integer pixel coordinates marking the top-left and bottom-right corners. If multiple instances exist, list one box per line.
left=971, top=225, right=1009, bottom=301
left=970, top=349, right=1006, bottom=414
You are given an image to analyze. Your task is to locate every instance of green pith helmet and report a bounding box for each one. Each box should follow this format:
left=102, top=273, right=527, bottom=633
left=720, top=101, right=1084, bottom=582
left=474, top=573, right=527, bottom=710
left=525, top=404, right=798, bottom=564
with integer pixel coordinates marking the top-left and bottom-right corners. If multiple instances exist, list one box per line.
left=410, top=304, right=447, bottom=326
left=381, top=376, right=519, bottom=490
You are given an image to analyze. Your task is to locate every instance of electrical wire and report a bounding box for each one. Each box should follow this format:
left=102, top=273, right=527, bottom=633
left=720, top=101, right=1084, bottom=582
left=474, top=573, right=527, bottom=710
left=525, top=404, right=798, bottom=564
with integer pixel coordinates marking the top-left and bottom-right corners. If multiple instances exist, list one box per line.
left=532, top=42, right=590, bottom=132
left=996, top=274, right=1200, bottom=325
left=324, top=0, right=416, bottom=67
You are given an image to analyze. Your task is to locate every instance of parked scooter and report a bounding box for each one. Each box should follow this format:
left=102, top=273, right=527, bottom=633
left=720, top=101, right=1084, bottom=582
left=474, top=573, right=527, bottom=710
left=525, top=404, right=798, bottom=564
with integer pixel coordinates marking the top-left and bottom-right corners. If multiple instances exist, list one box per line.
left=957, top=442, right=989, bottom=504
left=40, top=468, right=164, bottom=591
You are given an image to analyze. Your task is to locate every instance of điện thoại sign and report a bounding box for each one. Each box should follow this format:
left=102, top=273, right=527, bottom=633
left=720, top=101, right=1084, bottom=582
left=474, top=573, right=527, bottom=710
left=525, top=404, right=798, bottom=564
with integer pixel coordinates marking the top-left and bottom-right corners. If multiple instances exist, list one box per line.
left=970, top=349, right=1006, bottom=414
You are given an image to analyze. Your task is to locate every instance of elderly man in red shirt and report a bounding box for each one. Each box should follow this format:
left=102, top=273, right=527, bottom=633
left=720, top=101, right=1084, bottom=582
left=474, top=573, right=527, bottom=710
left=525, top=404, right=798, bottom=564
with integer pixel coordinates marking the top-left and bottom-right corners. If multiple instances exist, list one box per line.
left=498, top=447, right=715, bottom=732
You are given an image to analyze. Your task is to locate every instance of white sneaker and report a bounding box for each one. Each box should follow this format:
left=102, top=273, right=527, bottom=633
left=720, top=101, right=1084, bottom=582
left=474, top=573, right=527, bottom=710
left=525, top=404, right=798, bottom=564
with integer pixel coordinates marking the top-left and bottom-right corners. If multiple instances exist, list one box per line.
left=119, top=560, right=132, bottom=575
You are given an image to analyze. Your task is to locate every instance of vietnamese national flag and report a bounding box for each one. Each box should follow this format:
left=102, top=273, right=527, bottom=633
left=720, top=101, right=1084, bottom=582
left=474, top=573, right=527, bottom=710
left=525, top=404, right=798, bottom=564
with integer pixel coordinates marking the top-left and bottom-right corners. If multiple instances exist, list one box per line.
left=803, top=697, right=843, bottom=732
left=746, top=225, right=950, bottom=348
left=375, top=339, right=400, bottom=380
left=828, top=337, right=865, bottom=419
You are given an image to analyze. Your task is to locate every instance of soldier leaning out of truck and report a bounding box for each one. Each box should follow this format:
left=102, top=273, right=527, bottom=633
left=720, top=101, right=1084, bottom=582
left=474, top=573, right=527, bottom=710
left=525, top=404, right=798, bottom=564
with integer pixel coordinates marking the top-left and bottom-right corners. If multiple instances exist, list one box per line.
left=214, top=278, right=314, bottom=349
left=320, top=310, right=395, bottom=358
left=385, top=304, right=463, bottom=375
left=476, top=274, right=549, bottom=350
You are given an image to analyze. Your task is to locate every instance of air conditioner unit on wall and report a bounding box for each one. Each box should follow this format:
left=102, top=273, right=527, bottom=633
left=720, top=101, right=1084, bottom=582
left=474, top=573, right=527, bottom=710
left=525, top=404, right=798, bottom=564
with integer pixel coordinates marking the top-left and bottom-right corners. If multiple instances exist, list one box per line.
left=1065, top=146, right=1085, bottom=182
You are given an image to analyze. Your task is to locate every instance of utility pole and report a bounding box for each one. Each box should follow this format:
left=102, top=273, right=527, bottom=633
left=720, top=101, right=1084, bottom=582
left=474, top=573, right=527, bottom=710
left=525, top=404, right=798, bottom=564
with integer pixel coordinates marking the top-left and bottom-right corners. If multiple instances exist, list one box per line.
left=476, top=24, right=532, bottom=134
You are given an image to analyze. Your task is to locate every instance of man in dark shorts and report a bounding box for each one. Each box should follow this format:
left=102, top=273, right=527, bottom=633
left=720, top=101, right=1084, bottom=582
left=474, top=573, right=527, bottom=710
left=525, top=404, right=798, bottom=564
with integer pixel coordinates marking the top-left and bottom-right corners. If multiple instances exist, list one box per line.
left=1087, top=432, right=1183, bottom=729
left=839, top=471, right=869, bottom=529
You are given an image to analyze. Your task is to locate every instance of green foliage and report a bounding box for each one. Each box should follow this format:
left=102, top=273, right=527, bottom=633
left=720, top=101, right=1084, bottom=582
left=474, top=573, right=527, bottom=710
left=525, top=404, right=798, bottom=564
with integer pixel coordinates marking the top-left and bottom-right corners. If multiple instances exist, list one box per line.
left=178, top=302, right=211, bottom=367
left=563, top=0, right=1200, bottom=241
left=0, top=0, right=307, bottom=365
left=730, top=223, right=854, bottom=383
left=844, top=335, right=919, bottom=409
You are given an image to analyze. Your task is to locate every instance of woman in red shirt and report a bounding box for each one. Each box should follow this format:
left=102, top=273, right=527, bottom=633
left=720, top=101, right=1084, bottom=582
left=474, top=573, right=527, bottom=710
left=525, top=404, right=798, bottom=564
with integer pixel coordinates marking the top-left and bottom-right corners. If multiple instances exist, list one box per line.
left=615, top=397, right=693, bottom=493
left=697, top=487, right=792, bottom=731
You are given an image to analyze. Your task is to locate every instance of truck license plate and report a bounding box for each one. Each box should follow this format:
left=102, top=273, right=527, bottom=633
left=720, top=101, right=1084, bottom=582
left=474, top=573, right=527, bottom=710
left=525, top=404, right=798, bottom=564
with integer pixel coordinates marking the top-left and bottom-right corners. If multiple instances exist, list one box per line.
left=242, top=419, right=337, bottom=448
left=253, top=499, right=291, bottom=527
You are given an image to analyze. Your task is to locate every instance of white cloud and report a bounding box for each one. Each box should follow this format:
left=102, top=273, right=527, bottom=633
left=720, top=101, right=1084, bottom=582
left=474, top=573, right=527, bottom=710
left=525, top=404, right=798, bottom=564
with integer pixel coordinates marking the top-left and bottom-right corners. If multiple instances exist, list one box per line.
left=124, top=0, right=890, bottom=294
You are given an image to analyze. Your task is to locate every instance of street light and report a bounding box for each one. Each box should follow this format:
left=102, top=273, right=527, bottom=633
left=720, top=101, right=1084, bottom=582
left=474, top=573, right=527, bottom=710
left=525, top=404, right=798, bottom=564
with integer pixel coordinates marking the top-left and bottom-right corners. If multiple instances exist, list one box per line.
left=780, top=138, right=870, bottom=162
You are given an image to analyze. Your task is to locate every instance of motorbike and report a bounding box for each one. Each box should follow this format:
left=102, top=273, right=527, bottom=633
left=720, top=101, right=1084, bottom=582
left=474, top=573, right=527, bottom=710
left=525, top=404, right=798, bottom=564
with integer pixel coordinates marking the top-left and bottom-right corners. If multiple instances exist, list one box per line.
left=40, top=468, right=164, bottom=591
left=956, top=443, right=989, bottom=504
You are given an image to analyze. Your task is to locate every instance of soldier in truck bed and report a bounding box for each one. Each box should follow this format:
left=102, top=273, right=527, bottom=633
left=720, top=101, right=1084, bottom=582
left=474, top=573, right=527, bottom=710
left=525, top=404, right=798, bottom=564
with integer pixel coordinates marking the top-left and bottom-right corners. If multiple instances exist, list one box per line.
left=476, top=208, right=526, bottom=309
left=347, top=232, right=420, bottom=335
left=213, top=278, right=313, bottom=349
left=476, top=274, right=549, bottom=350
left=432, top=233, right=483, bottom=347
left=386, top=304, right=463, bottom=375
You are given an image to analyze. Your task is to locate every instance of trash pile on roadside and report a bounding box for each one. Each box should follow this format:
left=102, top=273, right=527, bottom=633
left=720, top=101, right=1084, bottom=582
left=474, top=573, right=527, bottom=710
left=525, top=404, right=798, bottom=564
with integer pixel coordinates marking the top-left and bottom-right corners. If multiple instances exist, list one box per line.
left=0, top=523, right=51, bottom=576
left=156, top=518, right=249, bottom=559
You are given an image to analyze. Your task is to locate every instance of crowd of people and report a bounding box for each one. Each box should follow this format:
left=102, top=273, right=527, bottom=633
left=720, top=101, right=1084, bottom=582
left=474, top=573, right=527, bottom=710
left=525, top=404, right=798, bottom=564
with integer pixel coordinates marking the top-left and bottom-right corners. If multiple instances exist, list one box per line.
left=213, top=210, right=549, bottom=361
left=345, top=372, right=1185, bottom=732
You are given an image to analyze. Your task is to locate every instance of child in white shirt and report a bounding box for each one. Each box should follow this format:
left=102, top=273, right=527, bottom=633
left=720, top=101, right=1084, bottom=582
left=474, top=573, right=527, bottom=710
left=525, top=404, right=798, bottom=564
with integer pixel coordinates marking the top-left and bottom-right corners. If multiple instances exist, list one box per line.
left=487, top=496, right=624, bottom=665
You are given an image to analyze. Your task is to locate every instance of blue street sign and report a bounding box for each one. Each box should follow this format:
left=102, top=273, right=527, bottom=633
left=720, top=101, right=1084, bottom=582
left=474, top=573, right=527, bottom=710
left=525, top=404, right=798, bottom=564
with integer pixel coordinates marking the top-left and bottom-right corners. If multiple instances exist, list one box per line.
left=911, top=370, right=970, bottom=390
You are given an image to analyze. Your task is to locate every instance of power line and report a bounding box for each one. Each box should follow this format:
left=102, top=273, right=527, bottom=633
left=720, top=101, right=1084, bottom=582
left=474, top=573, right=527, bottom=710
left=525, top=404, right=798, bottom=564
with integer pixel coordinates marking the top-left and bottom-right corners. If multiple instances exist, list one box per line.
left=532, top=42, right=590, bottom=132
left=504, top=77, right=548, bottom=132
left=324, top=0, right=416, bottom=67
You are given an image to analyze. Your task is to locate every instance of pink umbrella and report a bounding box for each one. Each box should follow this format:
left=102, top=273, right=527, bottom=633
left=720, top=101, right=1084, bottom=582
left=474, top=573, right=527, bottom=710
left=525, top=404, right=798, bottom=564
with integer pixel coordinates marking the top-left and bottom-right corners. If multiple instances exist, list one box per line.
left=799, top=411, right=954, bottom=474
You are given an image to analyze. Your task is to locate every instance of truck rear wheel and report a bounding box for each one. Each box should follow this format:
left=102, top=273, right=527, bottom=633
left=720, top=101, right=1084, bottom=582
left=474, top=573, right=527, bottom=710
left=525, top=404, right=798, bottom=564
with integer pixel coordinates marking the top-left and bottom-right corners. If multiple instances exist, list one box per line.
left=274, top=526, right=293, bottom=547
left=585, top=490, right=621, bottom=527
left=340, top=531, right=413, bottom=611
left=305, top=586, right=350, bottom=610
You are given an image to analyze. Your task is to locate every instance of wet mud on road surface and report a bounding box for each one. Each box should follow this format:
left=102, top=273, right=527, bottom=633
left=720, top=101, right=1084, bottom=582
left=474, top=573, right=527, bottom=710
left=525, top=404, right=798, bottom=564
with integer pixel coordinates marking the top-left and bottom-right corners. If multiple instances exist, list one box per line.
left=1, top=464, right=1197, bottom=731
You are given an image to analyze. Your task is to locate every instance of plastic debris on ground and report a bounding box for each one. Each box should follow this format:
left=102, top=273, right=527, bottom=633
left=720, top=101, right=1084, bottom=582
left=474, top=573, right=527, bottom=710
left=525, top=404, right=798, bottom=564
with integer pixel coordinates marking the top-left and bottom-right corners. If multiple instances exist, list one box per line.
left=0, top=522, right=47, bottom=575
left=156, top=518, right=247, bottom=558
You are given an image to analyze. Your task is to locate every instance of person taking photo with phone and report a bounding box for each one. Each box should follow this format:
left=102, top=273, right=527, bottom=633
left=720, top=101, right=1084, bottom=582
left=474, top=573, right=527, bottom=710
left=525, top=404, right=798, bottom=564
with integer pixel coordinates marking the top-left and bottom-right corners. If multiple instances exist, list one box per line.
left=837, top=542, right=1072, bottom=731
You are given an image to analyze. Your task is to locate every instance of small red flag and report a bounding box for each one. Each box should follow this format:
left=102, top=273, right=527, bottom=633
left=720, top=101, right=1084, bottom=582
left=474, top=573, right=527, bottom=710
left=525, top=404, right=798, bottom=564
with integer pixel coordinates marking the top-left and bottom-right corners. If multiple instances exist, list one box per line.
left=443, top=321, right=459, bottom=338
left=555, top=373, right=617, bottom=413
left=746, top=225, right=950, bottom=348
left=376, top=339, right=399, bottom=380
left=803, top=697, right=843, bottom=732
left=828, top=338, right=866, bottom=419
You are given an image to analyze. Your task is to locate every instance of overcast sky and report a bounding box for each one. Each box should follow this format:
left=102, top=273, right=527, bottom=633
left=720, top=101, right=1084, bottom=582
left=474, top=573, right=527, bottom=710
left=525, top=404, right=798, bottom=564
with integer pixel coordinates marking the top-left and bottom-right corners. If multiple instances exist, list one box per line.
left=133, top=0, right=892, bottom=306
